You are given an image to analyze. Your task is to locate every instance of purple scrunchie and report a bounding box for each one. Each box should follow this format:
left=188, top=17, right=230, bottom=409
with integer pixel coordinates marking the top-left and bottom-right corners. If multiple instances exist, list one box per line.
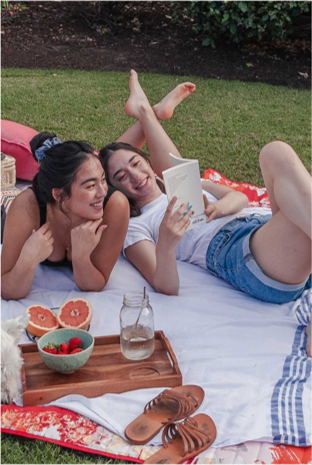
left=35, top=137, right=62, bottom=163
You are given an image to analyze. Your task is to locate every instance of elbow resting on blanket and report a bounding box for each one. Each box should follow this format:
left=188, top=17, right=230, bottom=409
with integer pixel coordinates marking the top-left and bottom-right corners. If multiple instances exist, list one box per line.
left=1, top=288, right=28, bottom=301
left=152, top=280, right=180, bottom=296
left=76, top=282, right=107, bottom=293
left=73, top=268, right=109, bottom=293
left=1, top=275, right=29, bottom=301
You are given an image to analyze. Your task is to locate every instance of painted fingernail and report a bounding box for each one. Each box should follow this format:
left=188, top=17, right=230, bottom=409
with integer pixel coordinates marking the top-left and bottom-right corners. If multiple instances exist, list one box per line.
left=191, top=210, right=195, bottom=215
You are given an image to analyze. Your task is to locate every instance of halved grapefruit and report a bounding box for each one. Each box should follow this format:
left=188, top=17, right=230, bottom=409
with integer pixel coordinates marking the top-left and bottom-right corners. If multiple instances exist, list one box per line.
left=25, top=305, right=59, bottom=337
left=56, top=298, right=92, bottom=330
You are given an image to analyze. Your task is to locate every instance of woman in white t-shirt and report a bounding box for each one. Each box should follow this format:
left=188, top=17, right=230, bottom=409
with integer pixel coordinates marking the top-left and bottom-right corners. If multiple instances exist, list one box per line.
left=99, top=70, right=311, bottom=305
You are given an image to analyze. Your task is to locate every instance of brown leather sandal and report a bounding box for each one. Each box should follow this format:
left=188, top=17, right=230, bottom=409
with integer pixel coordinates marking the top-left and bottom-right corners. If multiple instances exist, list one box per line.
left=144, top=413, right=217, bottom=464
left=125, top=385, right=204, bottom=445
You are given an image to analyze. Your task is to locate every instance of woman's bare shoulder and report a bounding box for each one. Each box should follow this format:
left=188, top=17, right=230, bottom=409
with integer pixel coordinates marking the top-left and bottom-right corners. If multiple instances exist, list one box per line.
left=106, top=190, right=129, bottom=209
left=8, top=188, right=39, bottom=216
left=102, top=190, right=129, bottom=226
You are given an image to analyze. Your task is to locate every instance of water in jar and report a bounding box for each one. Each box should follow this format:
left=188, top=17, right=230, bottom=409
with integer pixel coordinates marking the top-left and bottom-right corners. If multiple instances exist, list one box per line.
left=120, top=324, right=155, bottom=360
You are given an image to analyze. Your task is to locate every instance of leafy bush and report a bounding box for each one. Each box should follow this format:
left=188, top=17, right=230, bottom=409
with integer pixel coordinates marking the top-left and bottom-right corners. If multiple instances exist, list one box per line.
left=172, top=1, right=310, bottom=47
left=1, top=1, right=27, bottom=24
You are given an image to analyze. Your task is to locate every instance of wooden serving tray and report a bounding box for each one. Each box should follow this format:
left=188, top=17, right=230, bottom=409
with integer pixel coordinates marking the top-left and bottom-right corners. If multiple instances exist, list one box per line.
left=20, top=331, right=182, bottom=407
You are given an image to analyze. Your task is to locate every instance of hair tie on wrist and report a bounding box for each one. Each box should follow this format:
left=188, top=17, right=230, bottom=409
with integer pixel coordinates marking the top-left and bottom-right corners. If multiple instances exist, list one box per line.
left=35, top=137, right=62, bottom=163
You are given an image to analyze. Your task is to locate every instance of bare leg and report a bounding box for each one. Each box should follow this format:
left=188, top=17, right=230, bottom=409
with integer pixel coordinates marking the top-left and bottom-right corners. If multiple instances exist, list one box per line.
left=115, top=120, right=148, bottom=150
left=123, top=70, right=184, bottom=177
left=116, top=81, right=195, bottom=153
left=153, top=82, right=196, bottom=120
left=250, top=141, right=312, bottom=284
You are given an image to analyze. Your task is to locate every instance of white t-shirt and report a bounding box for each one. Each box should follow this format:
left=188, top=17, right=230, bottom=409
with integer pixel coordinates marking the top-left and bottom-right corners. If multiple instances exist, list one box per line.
left=123, top=190, right=271, bottom=270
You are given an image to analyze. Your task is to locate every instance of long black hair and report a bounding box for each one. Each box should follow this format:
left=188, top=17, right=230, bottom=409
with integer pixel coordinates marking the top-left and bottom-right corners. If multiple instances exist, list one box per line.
left=30, top=132, right=97, bottom=211
left=99, top=142, right=165, bottom=217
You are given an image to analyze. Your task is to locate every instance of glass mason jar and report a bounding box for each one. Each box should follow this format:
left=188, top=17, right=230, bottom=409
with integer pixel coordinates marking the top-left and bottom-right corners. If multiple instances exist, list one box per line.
left=120, top=291, right=155, bottom=361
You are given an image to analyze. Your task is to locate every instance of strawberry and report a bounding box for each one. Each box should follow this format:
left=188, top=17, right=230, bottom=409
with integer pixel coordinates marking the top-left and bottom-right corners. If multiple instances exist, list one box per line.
left=59, top=342, right=69, bottom=354
left=70, top=348, right=84, bottom=354
left=69, top=337, right=83, bottom=351
left=42, top=344, right=58, bottom=354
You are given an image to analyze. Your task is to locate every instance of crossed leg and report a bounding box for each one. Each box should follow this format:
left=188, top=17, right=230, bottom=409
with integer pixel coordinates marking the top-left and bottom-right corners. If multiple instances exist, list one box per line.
left=122, top=70, right=185, bottom=176
left=250, top=141, right=311, bottom=285
left=116, top=76, right=195, bottom=160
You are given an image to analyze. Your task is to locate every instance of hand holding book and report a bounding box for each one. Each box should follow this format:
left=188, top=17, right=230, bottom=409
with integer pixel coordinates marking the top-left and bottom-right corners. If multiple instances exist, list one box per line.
left=158, top=197, right=194, bottom=250
left=162, top=153, right=206, bottom=230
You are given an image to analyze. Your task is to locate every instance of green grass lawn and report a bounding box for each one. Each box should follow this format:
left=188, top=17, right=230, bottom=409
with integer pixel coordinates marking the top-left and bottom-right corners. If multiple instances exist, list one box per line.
left=1, top=433, right=136, bottom=464
left=2, top=69, right=311, bottom=186
left=1, top=69, right=311, bottom=464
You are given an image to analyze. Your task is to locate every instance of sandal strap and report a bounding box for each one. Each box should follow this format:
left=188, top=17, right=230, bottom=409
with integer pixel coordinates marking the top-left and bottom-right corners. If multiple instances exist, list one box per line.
left=144, top=389, right=199, bottom=423
left=161, top=417, right=211, bottom=457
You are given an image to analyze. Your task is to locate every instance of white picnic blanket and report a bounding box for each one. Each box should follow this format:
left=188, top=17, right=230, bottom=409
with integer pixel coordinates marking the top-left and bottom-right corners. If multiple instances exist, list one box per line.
left=2, top=253, right=311, bottom=448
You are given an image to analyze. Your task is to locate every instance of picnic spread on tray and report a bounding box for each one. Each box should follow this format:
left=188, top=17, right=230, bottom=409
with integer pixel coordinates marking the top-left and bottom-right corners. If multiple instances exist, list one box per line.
left=19, top=287, right=218, bottom=463
left=20, top=331, right=183, bottom=407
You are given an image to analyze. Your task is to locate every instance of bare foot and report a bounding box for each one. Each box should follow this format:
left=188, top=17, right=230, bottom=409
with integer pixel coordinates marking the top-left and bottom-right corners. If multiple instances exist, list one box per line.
left=153, top=82, right=196, bottom=120
left=305, top=319, right=312, bottom=357
left=124, top=70, right=152, bottom=119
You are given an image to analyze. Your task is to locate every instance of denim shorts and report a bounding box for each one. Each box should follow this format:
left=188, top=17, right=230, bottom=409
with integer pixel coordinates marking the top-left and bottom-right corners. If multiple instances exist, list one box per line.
left=206, top=214, right=311, bottom=304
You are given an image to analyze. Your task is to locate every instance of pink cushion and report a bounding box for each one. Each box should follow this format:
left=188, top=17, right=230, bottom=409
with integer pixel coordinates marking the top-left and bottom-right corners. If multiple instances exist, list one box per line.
left=1, top=120, right=39, bottom=180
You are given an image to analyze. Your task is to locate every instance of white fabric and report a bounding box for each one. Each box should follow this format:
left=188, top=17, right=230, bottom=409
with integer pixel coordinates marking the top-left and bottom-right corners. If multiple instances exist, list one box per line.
left=2, top=251, right=311, bottom=448
left=123, top=190, right=272, bottom=270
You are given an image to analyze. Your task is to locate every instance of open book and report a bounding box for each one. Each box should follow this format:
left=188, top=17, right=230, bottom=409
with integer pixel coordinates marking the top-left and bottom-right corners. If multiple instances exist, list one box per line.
left=162, top=153, right=206, bottom=230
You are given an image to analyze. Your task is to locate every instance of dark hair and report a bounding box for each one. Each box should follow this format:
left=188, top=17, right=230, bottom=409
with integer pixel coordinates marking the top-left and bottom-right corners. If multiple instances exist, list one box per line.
left=30, top=131, right=97, bottom=211
left=99, top=142, right=165, bottom=217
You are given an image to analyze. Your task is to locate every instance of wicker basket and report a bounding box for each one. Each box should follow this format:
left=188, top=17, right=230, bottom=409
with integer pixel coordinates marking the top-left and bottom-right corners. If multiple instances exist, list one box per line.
left=1, top=153, right=16, bottom=190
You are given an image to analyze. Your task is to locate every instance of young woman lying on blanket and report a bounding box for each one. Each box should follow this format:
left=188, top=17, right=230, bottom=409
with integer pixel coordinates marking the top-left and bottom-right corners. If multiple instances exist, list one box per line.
left=100, top=70, right=312, bottom=305
left=1, top=80, right=196, bottom=300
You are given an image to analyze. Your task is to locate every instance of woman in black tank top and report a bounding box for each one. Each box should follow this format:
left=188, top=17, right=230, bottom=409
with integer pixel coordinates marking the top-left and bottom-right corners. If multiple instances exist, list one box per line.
left=1, top=133, right=130, bottom=300
left=30, top=184, right=116, bottom=269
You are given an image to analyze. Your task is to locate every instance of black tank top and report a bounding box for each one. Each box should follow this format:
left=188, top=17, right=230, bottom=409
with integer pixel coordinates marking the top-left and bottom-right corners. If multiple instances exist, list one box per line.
left=30, top=186, right=116, bottom=268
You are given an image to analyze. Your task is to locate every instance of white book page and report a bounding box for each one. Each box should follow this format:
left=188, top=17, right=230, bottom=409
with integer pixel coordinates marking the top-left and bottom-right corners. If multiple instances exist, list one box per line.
left=168, top=152, right=194, bottom=166
left=162, top=158, right=206, bottom=230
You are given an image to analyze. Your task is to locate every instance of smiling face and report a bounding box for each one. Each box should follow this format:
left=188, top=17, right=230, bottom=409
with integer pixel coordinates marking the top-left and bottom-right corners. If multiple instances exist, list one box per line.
left=62, top=155, right=108, bottom=221
left=107, top=149, right=161, bottom=207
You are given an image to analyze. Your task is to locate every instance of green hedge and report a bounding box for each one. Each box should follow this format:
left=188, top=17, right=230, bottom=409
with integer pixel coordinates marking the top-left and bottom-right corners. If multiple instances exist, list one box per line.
left=172, top=1, right=310, bottom=47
